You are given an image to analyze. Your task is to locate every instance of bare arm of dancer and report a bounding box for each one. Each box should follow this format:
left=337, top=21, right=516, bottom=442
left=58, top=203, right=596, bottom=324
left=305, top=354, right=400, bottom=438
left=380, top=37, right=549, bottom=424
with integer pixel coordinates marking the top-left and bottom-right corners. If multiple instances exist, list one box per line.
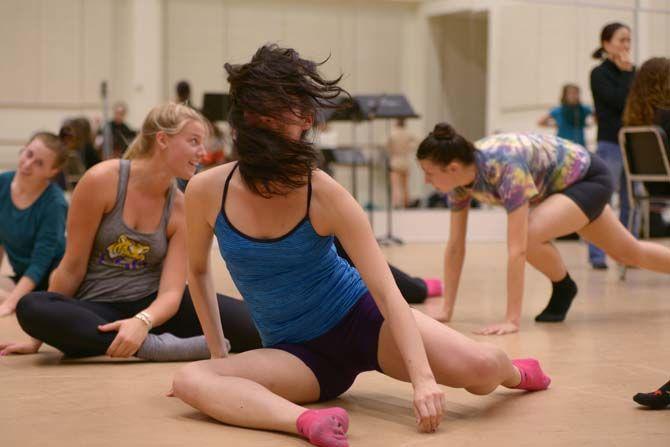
left=315, top=174, right=445, bottom=433
left=0, top=276, right=35, bottom=317
left=439, top=208, right=469, bottom=322
left=474, top=202, right=529, bottom=335
left=50, top=165, right=114, bottom=296
left=141, top=200, right=187, bottom=326
left=183, top=171, right=229, bottom=358
left=537, top=114, right=555, bottom=127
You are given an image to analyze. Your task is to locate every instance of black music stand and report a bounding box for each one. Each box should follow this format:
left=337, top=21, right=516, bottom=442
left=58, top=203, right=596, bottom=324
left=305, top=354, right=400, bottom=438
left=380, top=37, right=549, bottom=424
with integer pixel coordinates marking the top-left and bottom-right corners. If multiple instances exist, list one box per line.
left=354, top=95, right=419, bottom=120
left=318, top=97, right=371, bottom=211
left=349, top=94, right=419, bottom=245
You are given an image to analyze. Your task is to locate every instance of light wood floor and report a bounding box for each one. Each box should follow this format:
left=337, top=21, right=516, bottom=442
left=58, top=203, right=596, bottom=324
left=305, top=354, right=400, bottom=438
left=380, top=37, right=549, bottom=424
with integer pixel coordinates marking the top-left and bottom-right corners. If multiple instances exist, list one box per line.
left=2, top=241, right=669, bottom=446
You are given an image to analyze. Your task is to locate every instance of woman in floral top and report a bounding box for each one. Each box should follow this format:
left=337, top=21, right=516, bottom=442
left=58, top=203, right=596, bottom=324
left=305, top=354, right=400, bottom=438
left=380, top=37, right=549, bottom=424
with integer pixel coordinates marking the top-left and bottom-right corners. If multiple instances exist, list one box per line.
left=417, top=123, right=670, bottom=335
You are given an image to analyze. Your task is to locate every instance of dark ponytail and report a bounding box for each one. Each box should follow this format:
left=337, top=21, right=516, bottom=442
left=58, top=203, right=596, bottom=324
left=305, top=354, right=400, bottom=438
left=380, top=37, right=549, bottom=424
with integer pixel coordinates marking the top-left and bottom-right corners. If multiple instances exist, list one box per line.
left=416, top=123, right=476, bottom=166
left=224, top=44, right=348, bottom=197
left=592, top=22, right=629, bottom=59
left=592, top=47, right=605, bottom=59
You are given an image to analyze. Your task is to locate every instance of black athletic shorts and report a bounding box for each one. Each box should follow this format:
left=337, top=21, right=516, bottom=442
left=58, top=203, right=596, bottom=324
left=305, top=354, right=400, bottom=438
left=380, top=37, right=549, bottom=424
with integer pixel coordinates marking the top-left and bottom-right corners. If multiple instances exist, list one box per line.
left=561, top=155, right=614, bottom=222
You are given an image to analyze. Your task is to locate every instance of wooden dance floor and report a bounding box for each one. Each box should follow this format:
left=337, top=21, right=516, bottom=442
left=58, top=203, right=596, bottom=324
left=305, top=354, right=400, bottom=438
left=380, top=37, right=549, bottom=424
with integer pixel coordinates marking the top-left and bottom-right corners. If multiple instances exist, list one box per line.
left=2, top=241, right=669, bottom=446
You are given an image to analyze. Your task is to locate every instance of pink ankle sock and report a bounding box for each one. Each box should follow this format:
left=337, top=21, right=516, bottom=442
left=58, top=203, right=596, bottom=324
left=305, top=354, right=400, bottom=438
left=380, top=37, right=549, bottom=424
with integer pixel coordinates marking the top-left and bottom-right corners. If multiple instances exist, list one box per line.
left=424, top=278, right=443, bottom=298
left=296, top=407, right=349, bottom=447
left=511, top=358, right=551, bottom=391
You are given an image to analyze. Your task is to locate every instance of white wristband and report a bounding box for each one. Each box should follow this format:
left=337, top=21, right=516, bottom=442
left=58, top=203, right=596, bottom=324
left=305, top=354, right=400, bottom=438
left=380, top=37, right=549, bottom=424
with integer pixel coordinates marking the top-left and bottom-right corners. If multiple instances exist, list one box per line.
left=134, top=311, right=153, bottom=330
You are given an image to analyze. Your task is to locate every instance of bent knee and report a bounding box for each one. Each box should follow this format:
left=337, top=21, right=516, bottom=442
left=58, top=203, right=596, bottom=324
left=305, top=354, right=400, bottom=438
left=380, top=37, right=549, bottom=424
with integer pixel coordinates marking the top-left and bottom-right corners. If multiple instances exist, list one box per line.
left=172, top=359, right=237, bottom=401
left=15, top=292, right=48, bottom=328
left=526, top=231, right=543, bottom=248
left=465, top=383, right=498, bottom=396
left=172, top=361, right=210, bottom=400
left=468, top=345, right=505, bottom=383
left=15, top=292, right=40, bottom=316
left=527, top=219, right=553, bottom=246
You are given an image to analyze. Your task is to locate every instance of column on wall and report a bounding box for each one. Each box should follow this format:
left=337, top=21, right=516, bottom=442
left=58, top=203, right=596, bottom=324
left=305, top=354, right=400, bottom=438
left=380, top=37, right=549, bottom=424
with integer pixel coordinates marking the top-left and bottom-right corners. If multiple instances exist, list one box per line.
left=127, top=0, right=164, bottom=126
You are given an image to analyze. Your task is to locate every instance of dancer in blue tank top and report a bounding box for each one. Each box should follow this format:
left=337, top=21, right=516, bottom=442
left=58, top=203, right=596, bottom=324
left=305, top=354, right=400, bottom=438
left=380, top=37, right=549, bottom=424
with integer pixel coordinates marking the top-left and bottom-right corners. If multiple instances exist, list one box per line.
left=173, top=45, right=551, bottom=447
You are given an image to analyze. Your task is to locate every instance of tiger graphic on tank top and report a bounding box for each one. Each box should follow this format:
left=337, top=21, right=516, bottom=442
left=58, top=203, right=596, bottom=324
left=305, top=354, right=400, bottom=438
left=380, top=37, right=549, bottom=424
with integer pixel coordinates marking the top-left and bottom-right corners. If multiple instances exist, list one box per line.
left=98, top=234, right=150, bottom=270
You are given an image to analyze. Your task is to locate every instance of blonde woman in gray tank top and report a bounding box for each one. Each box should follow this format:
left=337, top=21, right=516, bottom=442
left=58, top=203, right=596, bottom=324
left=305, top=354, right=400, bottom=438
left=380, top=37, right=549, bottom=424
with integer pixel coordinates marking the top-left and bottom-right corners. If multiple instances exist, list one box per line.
left=1, top=103, right=261, bottom=359
left=0, top=103, right=441, bottom=359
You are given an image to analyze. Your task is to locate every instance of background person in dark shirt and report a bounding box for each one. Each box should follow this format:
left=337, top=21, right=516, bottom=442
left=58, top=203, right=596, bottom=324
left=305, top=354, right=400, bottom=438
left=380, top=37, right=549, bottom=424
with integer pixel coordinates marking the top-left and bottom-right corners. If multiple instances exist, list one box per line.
left=98, top=102, right=136, bottom=158
left=60, top=117, right=101, bottom=189
left=588, top=22, right=636, bottom=269
left=175, top=80, right=192, bottom=107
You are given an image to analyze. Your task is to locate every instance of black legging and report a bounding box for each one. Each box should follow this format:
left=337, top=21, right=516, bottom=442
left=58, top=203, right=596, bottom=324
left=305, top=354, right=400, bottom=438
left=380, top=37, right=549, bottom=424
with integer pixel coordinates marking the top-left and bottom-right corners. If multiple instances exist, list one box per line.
left=16, top=243, right=428, bottom=357
left=333, top=238, right=427, bottom=304
left=16, top=287, right=261, bottom=357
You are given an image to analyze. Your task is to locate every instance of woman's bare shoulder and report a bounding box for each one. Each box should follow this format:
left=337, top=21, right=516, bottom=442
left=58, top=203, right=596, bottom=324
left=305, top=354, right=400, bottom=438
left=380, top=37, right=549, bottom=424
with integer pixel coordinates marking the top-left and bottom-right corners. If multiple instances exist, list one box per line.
left=183, top=162, right=239, bottom=226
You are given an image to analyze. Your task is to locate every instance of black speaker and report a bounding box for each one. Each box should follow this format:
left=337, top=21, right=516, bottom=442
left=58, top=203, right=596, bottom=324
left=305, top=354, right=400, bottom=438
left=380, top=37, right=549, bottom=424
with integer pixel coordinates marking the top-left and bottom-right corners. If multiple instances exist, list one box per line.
left=201, top=93, right=231, bottom=122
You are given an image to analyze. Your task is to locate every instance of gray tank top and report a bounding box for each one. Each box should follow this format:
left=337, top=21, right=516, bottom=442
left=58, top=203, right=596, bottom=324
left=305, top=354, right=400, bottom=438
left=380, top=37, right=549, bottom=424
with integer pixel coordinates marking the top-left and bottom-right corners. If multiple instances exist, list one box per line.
left=76, top=159, right=175, bottom=302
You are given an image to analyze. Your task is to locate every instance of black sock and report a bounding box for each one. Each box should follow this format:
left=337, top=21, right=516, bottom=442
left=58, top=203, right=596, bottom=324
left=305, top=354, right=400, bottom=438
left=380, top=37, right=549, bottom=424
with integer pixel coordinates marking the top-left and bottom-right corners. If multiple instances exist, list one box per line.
left=633, top=379, right=670, bottom=409
left=535, top=274, right=578, bottom=322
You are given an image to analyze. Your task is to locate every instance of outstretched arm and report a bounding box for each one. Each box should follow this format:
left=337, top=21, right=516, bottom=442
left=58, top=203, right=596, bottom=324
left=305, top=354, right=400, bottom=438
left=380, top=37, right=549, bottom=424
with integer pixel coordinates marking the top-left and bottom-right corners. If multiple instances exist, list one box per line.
left=318, top=177, right=444, bottom=433
left=50, top=165, right=112, bottom=296
left=474, top=202, right=529, bottom=335
left=538, top=114, right=555, bottom=128
left=184, top=171, right=229, bottom=358
left=437, top=209, right=469, bottom=322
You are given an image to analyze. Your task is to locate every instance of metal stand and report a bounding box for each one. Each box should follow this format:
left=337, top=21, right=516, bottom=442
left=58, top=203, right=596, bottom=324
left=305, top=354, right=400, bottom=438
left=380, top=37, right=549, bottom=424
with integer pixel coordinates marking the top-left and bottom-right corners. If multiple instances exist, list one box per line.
left=379, top=151, right=403, bottom=245
left=320, top=93, right=418, bottom=242
left=367, top=120, right=376, bottom=234
left=100, top=81, right=112, bottom=160
left=367, top=116, right=403, bottom=245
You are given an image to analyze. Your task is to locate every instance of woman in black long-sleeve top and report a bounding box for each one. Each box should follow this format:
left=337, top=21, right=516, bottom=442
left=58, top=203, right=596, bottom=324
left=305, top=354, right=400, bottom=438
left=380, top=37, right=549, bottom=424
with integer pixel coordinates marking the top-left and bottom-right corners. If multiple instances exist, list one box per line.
left=588, top=22, right=636, bottom=269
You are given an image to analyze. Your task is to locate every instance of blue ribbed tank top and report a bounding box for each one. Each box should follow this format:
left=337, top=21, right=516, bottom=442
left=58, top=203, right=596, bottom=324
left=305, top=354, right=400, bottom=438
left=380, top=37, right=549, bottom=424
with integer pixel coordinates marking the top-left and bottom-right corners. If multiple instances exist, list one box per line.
left=213, top=164, right=368, bottom=347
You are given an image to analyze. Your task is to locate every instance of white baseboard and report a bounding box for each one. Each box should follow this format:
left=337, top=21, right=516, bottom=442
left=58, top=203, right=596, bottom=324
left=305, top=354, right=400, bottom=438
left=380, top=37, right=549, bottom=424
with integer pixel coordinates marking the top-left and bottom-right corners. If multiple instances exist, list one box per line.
left=369, top=208, right=507, bottom=242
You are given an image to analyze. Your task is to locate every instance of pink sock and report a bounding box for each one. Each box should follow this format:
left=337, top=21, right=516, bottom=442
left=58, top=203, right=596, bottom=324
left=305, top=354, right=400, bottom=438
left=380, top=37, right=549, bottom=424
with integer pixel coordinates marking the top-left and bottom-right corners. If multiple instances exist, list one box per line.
left=296, top=407, right=349, bottom=447
left=511, top=358, right=551, bottom=391
left=424, top=278, right=443, bottom=298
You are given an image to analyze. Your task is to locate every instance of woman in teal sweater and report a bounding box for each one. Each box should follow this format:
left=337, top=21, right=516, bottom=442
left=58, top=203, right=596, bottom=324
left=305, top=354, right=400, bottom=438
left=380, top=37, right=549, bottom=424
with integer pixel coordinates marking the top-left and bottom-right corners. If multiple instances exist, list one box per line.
left=0, top=132, right=68, bottom=316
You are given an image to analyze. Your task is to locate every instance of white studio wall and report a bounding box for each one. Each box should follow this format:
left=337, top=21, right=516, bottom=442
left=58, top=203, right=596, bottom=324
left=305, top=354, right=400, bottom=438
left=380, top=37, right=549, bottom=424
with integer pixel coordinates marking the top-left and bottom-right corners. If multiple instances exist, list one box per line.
left=0, top=0, right=163, bottom=166
left=1, top=0, right=669, bottom=205
left=0, top=0, right=116, bottom=165
left=162, top=0, right=422, bottom=151
left=421, top=0, right=670, bottom=152
left=162, top=0, right=423, bottom=207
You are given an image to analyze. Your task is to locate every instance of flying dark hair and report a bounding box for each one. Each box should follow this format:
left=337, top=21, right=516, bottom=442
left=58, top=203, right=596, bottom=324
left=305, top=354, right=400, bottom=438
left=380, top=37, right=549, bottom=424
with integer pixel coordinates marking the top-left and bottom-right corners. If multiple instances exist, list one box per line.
left=592, top=22, right=630, bottom=59
left=224, top=44, right=348, bottom=197
left=416, top=123, right=476, bottom=166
